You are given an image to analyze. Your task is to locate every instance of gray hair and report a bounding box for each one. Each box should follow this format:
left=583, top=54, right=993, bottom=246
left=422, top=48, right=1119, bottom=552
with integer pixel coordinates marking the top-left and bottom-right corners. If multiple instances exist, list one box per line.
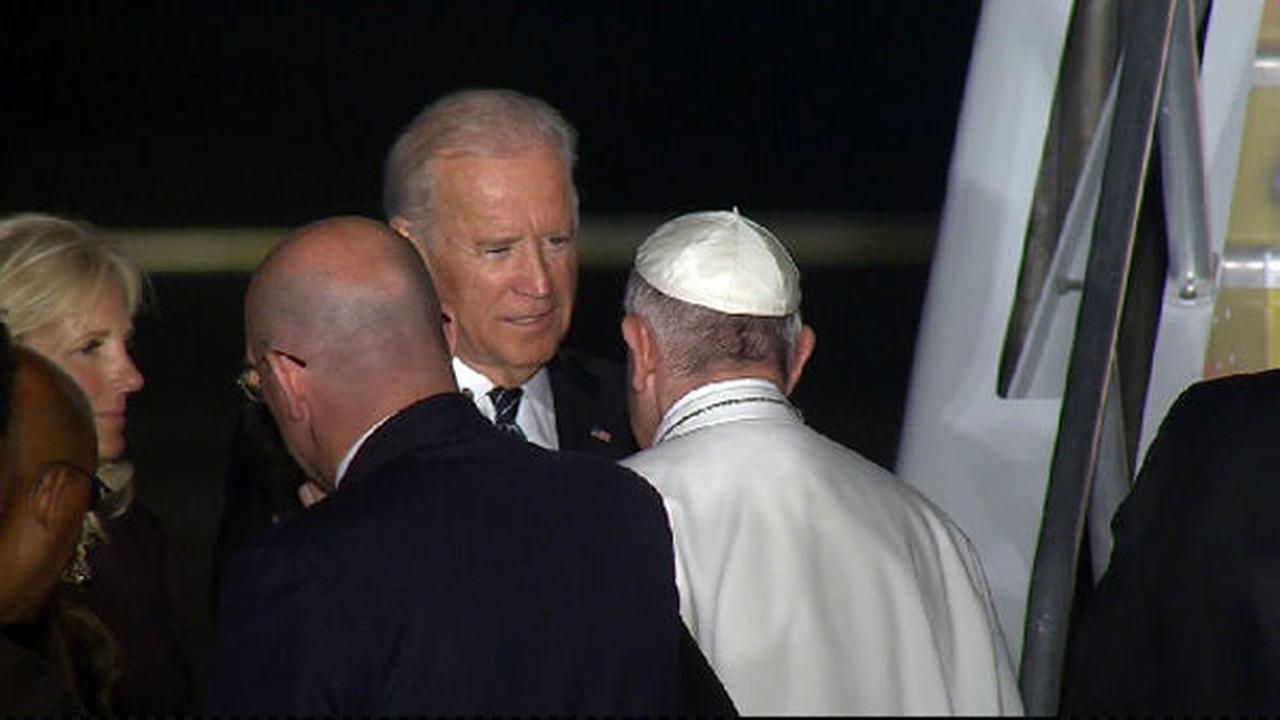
left=623, top=270, right=802, bottom=379
left=383, top=88, right=579, bottom=242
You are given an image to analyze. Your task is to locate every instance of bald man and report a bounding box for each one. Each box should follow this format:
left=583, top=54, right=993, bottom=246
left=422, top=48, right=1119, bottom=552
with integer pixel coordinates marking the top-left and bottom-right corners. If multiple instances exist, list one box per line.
left=0, top=340, right=100, bottom=714
left=205, top=217, right=696, bottom=714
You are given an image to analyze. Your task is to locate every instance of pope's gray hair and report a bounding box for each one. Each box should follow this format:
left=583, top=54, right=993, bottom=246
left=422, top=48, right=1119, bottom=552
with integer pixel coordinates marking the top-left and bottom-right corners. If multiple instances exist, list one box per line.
left=382, top=88, right=579, bottom=244
left=623, top=270, right=802, bottom=378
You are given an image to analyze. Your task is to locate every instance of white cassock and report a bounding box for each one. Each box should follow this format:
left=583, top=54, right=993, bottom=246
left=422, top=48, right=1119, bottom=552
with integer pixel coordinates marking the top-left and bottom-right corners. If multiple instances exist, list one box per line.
left=621, top=378, right=1023, bottom=715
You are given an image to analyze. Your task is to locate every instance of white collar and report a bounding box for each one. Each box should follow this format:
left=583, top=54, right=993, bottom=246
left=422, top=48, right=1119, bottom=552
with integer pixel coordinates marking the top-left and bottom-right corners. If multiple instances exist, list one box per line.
left=334, top=413, right=394, bottom=489
left=654, top=377, right=797, bottom=445
left=450, top=357, right=558, bottom=449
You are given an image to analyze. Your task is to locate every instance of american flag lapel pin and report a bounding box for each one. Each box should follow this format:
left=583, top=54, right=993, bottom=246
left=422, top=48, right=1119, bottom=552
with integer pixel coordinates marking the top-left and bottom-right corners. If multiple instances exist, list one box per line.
left=589, top=427, right=613, bottom=443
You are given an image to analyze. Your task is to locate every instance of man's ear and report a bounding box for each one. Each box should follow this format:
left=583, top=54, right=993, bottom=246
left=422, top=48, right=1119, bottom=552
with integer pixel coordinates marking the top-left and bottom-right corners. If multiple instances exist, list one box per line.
left=390, top=221, right=450, bottom=329
left=27, top=466, right=76, bottom=530
left=390, top=216, right=432, bottom=266
left=621, top=315, right=657, bottom=393
left=784, top=325, right=817, bottom=396
left=266, top=353, right=311, bottom=424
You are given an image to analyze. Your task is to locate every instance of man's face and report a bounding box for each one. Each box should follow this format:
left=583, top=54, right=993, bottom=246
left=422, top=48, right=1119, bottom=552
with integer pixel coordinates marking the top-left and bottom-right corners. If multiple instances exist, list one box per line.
left=418, top=144, right=578, bottom=388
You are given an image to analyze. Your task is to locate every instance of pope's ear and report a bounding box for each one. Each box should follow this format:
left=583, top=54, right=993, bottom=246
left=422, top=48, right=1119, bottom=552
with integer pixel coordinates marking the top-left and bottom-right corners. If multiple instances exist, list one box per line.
left=784, top=325, right=816, bottom=396
left=621, top=315, right=656, bottom=392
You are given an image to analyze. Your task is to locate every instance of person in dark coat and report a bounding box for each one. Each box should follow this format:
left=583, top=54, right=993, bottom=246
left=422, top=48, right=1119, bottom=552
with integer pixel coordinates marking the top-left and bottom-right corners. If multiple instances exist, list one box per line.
left=1063, top=368, right=1280, bottom=714
left=0, top=335, right=103, bottom=714
left=213, top=88, right=635, bottom=592
left=206, top=217, right=725, bottom=714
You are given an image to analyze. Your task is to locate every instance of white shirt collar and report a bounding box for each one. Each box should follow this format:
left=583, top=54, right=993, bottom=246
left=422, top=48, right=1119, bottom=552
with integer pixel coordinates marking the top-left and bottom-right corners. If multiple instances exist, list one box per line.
left=654, top=377, right=794, bottom=445
left=334, top=413, right=394, bottom=489
left=451, top=357, right=559, bottom=450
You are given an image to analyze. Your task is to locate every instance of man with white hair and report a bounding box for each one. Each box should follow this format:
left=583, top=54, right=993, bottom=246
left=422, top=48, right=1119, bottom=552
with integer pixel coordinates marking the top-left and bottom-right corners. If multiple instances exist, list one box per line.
left=384, top=88, right=632, bottom=455
left=618, top=210, right=1023, bottom=714
left=215, top=89, right=635, bottom=586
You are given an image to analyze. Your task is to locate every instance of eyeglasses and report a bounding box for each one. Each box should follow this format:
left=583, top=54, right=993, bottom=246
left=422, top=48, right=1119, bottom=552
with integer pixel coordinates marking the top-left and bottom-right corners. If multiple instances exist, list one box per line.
left=35, top=460, right=107, bottom=512
left=236, top=349, right=308, bottom=404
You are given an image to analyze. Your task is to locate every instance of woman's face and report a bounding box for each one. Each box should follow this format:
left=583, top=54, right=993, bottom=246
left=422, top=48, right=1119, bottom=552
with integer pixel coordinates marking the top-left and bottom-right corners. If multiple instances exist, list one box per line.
left=23, top=279, right=144, bottom=461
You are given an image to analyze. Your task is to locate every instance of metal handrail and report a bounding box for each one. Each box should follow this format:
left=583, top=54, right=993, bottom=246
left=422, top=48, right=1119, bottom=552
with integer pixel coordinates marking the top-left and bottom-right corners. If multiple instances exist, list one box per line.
left=1018, top=0, right=1176, bottom=714
left=1159, top=0, right=1214, bottom=304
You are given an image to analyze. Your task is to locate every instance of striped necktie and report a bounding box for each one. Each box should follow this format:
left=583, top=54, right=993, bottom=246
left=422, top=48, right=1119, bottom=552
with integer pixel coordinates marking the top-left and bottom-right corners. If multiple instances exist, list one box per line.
left=487, top=386, right=526, bottom=439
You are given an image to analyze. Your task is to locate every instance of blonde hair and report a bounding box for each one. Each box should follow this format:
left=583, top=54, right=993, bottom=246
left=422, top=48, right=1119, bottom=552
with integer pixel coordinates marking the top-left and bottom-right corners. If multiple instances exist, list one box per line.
left=0, top=213, right=144, bottom=518
left=0, top=214, right=142, bottom=339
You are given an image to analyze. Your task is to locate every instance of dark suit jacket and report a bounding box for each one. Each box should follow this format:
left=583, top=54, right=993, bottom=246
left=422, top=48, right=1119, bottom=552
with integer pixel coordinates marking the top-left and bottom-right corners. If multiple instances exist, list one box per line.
left=81, top=501, right=194, bottom=714
left=212, top=348, right=637, bottom=600
left=547, top=348, right=638, bottom=459
left=1062, top=368, right=1280, bottom=714
left=206, top=393, right=682, bottom=714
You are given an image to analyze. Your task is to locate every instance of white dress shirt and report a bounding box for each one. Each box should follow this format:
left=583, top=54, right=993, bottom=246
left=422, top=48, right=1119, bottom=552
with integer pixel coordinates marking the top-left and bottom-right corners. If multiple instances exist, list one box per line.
left=334, top=413, right=393, bottom=489
left=622, top=378, right=1023, bottom=715
left=451, top=357, right=558, bottom=450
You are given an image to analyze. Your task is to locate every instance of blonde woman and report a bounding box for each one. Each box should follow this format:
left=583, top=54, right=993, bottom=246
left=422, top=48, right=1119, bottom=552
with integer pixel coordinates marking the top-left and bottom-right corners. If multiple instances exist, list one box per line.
left=0, top=214, right=193, bottom=713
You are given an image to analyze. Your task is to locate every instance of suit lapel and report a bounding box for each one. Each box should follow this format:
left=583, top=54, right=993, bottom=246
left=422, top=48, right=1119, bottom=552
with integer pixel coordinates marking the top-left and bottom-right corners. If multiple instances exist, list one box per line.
left=549, top=354, right=596, bottom=453
left=547, top=351, right=636, bottom=458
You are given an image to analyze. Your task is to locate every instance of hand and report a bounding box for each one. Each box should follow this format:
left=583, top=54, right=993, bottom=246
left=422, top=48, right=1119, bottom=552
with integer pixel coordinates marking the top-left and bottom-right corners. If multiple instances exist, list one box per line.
left=297, top=480, right=329, bottom=508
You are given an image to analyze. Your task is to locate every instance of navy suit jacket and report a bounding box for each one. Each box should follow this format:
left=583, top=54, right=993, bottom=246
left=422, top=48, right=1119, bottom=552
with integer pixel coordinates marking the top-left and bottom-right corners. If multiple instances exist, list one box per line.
left=212, top=349, right=637, bottom=598
left=546, top=348, right=638, bottom=459
left=207, top=393, right=681, bottom=714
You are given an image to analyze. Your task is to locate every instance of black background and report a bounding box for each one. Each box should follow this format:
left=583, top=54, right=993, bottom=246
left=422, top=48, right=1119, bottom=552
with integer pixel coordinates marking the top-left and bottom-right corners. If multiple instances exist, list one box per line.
left=1, top=2, right=978, bottom=223
left=1, top=1, right=981, bottom=695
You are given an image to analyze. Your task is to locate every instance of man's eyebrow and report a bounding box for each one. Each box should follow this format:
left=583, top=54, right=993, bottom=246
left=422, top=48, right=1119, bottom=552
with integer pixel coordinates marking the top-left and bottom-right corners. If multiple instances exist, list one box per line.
left=472, top=236, right=521, bottom=248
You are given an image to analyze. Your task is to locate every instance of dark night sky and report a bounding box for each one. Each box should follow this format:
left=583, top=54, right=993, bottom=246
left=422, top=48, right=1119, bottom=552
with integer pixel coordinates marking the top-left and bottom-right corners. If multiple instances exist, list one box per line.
left=1, top=5, right=984, bottom=645
left=1, top=2, right=980, bottom=227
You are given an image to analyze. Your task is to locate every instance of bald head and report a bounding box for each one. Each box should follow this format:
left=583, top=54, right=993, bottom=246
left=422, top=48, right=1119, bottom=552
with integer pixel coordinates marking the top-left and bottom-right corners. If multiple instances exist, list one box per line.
left=245, top=216, right=457, bottom=487
left=248, top=216, right=446, bottom=366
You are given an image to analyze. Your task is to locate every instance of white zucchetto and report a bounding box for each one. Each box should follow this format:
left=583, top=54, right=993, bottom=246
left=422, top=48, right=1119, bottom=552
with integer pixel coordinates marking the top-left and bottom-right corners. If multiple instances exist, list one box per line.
left=634, top=209, right=800, bottom=317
